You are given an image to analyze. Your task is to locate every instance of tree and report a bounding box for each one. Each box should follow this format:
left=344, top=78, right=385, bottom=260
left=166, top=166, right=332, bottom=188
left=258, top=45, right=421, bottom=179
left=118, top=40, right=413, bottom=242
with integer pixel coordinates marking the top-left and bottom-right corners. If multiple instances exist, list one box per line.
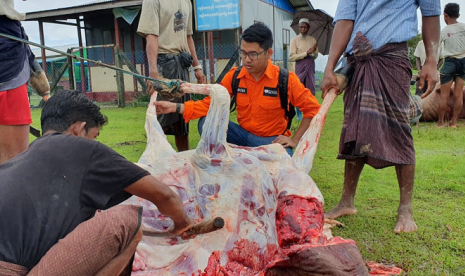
left=408, top=33, right=422, bottom=70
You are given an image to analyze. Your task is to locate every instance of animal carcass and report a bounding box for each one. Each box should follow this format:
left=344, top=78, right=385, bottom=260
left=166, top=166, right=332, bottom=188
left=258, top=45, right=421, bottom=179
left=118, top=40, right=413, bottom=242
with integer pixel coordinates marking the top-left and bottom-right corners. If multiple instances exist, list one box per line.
left=124, top=83, right=370, bottom=275
left=421, top=82, right=465, bottom=122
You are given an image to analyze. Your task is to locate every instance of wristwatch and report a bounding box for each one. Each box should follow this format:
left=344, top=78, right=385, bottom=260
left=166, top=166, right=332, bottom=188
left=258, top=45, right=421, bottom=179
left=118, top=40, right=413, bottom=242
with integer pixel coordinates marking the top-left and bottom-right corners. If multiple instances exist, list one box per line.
left=192, top=64, right=203, bottom=71
left=176, top=103, right=181, bottom=113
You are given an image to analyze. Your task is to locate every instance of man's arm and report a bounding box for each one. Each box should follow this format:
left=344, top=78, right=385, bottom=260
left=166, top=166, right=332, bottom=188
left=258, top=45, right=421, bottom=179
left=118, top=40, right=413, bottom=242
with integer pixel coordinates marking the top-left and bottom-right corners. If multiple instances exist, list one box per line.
left=272, top=72, right=320, bottom=149
left=272, top=118, right=311, bottom=149
left=416, top=57, right=422, bottom=72
left=124, top=175, right=193, bottom=235
left=146, top=34, right=160, bottom=79
left=419, top=15, right=440, bottom=99
left=321, top=20, right=354, bottom=98
left=291, top=118, right=312, bottom=145
left=146, top=34, right=160, bottom=95
left=310, top=40, right=319, bottom=59
left=187, top=35, right=206, bottom=84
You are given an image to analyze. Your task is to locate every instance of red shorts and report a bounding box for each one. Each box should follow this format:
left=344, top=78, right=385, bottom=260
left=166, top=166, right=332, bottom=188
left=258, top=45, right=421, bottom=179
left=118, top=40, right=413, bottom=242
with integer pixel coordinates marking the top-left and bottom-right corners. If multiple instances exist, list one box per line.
left=0, top=83, right=32, bottom=125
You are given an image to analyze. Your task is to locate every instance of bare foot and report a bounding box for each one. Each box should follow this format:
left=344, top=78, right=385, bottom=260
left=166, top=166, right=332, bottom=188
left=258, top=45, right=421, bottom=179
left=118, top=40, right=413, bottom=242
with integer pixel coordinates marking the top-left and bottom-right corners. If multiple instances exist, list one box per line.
left=450, top=124, right=457, bottom=129
left=436, top=123, right=445, bottom=128
left=393, top=205, right=417, bottom=234
left=324, top=204, right=357, bottom=219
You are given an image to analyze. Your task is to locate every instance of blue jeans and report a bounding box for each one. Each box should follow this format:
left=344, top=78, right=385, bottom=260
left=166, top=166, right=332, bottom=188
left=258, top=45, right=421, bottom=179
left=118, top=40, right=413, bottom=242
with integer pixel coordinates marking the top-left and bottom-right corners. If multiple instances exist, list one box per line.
left=198, top=117, right=293, bottom=156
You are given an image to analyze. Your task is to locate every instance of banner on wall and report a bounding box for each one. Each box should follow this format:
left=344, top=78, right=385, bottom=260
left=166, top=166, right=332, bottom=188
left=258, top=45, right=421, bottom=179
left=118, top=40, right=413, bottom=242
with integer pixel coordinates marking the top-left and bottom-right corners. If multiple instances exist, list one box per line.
left=194, top=0, right=241, bottom=31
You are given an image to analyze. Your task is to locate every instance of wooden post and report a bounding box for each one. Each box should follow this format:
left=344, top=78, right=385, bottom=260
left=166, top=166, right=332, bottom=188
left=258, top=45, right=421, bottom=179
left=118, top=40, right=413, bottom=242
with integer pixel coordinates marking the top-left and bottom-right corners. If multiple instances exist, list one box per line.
left=67, top=48, right=75, bottom=90
left=114, top=45, right=125, bottom=108
left=114, top=18, right=125, bottom=107
left=207, top=31, right=215, bottom=83
left=130, top=25, right=138, bottom=92
left=202, top=32, right=207, bottom=74
left=38, top=21, right=47, bottom=73
left=282, top=29, right=290, bottom=69
left=77, top=18, right=86, bottom=93
left=235, top=28, right=241, bottom=67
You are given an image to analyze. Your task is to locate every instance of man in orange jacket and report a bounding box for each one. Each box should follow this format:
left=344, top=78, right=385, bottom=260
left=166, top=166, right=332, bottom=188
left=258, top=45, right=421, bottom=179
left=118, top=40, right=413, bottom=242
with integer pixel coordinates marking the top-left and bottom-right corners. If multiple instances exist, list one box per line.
left=155, top=23, right=320, bottom=156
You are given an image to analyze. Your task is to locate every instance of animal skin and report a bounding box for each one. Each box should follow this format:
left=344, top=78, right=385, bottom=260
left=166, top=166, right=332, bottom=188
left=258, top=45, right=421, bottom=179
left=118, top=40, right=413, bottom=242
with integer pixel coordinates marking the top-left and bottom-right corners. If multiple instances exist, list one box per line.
left=123, top=83, right=399, bottom=275
left=421, top=82, right=465, bottom=122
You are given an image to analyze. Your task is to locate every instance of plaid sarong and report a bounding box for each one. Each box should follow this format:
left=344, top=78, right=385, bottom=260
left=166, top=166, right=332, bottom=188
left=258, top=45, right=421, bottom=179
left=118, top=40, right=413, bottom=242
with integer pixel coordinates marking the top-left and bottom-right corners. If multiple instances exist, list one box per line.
left=338, top=32, right=415, bottom=169
left=0, top=205, right=142, bottom=276
left=409, top=94, right=423, bottom=125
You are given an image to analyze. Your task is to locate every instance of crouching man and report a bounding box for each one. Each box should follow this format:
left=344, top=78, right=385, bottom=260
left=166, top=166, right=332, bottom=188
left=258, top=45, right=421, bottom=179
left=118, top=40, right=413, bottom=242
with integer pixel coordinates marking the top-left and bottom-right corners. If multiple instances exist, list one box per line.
left=0, top=90, right=194, bottom=276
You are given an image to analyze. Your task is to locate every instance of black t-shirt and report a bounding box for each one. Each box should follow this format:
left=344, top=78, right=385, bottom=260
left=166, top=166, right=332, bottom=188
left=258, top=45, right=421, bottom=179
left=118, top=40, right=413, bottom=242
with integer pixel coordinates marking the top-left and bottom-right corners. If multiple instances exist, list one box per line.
left=0, top=133, right=150, bottom=269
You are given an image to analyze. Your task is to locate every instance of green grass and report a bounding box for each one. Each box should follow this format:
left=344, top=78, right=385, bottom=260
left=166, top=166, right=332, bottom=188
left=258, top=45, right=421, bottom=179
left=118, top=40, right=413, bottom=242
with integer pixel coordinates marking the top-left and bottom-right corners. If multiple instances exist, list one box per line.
left=29, top=88, right=465, bottom=274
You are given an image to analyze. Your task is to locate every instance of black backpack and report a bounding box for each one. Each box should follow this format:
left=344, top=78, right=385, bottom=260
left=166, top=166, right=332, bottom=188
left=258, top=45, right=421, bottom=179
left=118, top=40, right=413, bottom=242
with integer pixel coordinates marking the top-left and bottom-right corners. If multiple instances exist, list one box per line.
left=230, top=66, right=296, bottom=131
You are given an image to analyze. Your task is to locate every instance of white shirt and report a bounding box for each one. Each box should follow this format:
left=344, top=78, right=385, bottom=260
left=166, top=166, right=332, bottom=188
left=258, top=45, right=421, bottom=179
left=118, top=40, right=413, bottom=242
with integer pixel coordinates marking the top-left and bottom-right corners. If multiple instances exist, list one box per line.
left=414, top=40, right=443, bottom=66
left=441, top=22, right=465, bottom=59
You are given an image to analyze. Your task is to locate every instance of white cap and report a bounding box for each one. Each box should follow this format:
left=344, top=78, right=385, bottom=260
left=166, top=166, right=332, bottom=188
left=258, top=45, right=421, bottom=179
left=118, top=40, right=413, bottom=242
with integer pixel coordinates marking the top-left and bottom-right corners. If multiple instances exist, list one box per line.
left=0, top=0, right=26, bottom=21
left=299, top=18, right=310, bottom=26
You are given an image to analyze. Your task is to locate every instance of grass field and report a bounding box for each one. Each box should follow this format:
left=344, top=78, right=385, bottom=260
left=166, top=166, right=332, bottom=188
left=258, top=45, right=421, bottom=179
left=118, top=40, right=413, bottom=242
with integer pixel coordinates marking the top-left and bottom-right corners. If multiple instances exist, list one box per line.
left=29, top=89, right=465, bottom=275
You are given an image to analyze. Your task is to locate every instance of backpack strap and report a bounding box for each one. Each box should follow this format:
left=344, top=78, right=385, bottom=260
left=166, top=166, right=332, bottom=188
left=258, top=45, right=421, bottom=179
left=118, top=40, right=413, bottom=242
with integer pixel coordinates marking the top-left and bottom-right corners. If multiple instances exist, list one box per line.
left=230, top=66, right=243, bottom=112
left=277, top=68, right=295, bottom=132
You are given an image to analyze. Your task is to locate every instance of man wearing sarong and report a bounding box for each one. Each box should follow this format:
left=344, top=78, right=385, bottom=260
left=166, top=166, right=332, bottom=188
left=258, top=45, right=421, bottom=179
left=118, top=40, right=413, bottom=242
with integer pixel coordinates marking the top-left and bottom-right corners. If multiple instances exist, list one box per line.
left=0, top=0, right=50, bottom=164
left=138, top=0, right=206, bottom=152
left=290, top=18, right=319, bottom=96
left=0, top=90, right=194, bottom=276
left=321, top=0, right=440, bottom=233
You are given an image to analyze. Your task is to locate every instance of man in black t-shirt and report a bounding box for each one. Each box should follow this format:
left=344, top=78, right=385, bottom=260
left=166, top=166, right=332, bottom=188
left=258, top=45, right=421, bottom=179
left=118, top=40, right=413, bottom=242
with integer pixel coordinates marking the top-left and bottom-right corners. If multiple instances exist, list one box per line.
left=0, top=90, right=194, bottom=276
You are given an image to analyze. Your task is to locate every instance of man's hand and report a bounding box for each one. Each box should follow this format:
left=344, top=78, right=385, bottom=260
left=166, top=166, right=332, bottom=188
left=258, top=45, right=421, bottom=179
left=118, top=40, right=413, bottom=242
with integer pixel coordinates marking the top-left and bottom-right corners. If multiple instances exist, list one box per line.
left=147, top=70, right=161, bottom=96
left=41, top=93, right=51, bottom=102
left=321, top=69, right=340, bottom=99
left=272, top=135, right=298, bottom=149
left=154, top=101, right=177, bottom=115
left=170, top=218, right=196, bottom=240
left=419, top=60, right=438, bottom=99
left=307, top=42, right=318, bottom=55
left=194, top=69, right=206, bottom=84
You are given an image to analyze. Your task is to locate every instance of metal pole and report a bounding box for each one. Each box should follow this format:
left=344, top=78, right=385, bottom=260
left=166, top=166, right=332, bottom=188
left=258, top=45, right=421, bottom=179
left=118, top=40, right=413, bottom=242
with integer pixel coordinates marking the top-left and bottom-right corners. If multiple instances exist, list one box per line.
left=38, top=21, right=47, bottom=73
left=115, top=46, right=125, bottom=108
left=77, top=18, right=86, bottom=93
left=67, top=48, right=75, bottom=90
left=202, top=32, right=207, bottom=75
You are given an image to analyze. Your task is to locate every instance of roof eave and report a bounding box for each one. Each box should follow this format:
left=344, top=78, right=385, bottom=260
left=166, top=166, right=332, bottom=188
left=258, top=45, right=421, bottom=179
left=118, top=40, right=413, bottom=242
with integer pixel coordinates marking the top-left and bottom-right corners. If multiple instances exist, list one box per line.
left=25, top=0, right=143, bottom=21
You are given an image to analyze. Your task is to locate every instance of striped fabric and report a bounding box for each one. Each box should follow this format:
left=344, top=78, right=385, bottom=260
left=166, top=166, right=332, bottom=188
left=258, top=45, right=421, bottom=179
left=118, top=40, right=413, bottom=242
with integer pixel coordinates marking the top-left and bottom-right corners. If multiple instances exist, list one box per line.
left=334, top=0, right=441, bottom=54
left=0, top=205, right=142, bottom=276
left=338, top=32, right=415, bottom=169
left=0, top=261, right=28, bottom=276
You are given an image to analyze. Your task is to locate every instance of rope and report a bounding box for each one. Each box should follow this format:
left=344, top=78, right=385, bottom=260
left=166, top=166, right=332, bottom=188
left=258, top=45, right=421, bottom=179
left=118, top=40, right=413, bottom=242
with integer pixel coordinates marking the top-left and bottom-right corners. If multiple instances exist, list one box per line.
left=0, top=32, right=182, bottom=89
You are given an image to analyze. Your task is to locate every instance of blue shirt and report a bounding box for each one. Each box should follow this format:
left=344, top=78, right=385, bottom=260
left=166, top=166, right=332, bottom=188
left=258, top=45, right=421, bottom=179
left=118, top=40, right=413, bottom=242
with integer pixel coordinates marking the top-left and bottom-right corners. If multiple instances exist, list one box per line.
left=334, top=0, right=441, bottom=54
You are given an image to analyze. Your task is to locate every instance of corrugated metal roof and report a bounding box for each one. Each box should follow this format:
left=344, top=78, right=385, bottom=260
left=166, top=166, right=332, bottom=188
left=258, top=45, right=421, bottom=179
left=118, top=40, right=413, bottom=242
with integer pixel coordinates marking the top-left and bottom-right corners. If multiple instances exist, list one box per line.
left=29, top=0, right=117, bottom=14
left=289, top=0, right=314, bottom=12
left=25, top=0, right=142, bottom=20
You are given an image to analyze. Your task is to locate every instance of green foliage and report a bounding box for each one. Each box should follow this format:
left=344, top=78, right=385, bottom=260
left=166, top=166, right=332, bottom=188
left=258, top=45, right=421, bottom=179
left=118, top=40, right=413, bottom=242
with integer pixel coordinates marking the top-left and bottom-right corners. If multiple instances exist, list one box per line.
left=134, top=94, right=151, bottom=103
left=408, top=33, right=423, bottom=70
left=28, top=89, right=465, bottom=273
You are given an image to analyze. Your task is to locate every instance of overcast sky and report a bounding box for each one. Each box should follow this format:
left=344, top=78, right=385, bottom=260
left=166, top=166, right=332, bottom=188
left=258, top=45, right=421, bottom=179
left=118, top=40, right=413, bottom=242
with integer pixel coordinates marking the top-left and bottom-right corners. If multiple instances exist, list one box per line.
left=13, top=0, right=465, bottom=70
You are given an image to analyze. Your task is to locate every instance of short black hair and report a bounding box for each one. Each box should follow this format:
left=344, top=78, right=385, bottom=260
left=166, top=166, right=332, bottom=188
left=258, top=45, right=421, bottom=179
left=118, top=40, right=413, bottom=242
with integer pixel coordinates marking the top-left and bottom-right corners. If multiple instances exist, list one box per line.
left=444, top=3, right=460, bottom=18
left=241, top=23, right=273, bottom=51
left=41, top=90, right=108, bottom=133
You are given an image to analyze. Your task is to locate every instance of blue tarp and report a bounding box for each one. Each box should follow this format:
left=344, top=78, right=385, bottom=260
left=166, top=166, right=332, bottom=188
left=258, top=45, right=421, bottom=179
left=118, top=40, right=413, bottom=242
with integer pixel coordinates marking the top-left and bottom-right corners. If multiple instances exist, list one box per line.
left=260, top=0, right=295, bottom=14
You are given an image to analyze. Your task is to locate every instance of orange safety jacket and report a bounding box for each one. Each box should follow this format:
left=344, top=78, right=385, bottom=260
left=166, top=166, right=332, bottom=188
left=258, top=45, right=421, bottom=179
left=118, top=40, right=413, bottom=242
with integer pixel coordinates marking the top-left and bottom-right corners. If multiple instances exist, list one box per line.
left=183, top=60, right=321, bottom=137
